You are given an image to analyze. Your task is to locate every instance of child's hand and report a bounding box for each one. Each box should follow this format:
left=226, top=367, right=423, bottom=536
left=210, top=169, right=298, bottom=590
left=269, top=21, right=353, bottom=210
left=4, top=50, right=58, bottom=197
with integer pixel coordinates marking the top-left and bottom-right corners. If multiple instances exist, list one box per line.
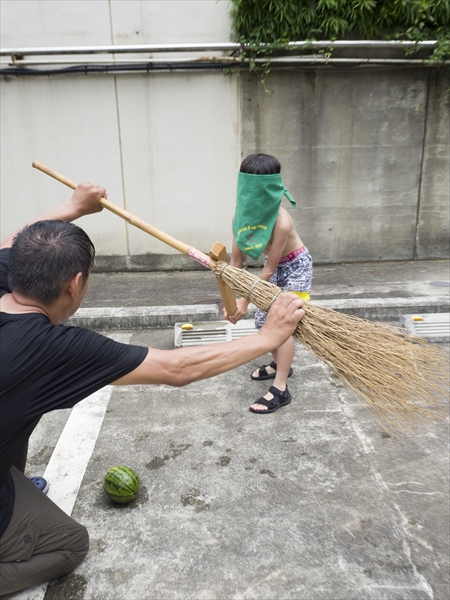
left=223, top=297, right=249, bottom=325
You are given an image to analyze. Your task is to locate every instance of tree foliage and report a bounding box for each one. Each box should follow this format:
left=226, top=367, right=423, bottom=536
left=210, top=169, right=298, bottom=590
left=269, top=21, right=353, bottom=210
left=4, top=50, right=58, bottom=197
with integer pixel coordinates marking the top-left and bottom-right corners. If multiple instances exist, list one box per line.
left=229, top=0, right=450, bottom=62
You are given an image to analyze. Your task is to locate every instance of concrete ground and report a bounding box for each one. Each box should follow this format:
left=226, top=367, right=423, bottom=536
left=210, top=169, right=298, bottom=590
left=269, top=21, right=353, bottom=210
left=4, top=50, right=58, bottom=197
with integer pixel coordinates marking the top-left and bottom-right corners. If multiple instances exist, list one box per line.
left=19, top=260, right=450, bottom=600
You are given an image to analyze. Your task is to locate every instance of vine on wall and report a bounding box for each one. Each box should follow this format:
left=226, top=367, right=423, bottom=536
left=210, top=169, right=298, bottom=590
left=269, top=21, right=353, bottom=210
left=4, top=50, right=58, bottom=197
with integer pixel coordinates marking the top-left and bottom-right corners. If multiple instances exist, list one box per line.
left=229, top=0, right=450, bottom=64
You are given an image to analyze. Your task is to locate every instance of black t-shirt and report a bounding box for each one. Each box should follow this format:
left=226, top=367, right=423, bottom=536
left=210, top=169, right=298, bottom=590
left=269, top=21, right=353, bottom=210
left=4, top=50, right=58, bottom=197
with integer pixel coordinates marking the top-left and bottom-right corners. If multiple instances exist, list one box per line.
left=0, top=248, right=148, bottom=536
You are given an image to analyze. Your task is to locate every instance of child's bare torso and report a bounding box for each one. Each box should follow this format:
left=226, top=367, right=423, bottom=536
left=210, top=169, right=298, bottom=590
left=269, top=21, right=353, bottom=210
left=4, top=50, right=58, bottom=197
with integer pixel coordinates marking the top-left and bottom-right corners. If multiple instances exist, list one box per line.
left=263, top=207, right=304, bottom=258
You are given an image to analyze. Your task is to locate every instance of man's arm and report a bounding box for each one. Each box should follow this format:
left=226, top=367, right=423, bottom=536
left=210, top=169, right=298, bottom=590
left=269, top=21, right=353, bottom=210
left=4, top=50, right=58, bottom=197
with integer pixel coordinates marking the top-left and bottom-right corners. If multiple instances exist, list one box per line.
left=1, top=182, right=106, bottom=249
left=113, top=293, right=305, bottom=386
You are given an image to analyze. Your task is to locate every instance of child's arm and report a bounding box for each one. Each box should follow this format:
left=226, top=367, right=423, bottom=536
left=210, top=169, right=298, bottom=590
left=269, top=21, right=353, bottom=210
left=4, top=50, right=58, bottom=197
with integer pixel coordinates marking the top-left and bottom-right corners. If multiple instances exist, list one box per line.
left=258, top=210, right=292, bottom=282
left=225, top=211, right=292, bottom=324
left=224, top=234, right=249, bottom=324
left=230, top=234, right=244, bottom=269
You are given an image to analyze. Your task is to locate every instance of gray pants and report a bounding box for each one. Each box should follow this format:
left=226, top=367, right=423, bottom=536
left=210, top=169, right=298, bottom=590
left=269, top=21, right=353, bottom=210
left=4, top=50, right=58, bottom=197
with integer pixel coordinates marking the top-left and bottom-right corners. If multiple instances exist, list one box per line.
left=0, top=467, right=89, bottom=597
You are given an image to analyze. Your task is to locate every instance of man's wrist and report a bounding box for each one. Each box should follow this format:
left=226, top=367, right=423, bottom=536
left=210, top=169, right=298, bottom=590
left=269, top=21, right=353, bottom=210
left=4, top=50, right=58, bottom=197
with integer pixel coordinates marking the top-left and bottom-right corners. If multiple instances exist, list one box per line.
left=255, top=328, right=278, bottom=354
left=62, top=201, right=82, bottom=221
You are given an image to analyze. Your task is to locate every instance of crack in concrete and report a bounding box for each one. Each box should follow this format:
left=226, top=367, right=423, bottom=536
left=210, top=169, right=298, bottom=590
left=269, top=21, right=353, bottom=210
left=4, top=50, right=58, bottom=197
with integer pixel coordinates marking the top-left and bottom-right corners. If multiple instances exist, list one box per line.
left=344, top=412, right=435, bottom=599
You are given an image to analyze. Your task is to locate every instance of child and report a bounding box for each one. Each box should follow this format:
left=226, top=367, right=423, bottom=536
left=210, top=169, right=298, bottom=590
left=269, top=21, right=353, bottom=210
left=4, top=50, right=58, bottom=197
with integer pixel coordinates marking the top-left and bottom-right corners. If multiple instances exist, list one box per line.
left=225, top=153, right=312, bottom=414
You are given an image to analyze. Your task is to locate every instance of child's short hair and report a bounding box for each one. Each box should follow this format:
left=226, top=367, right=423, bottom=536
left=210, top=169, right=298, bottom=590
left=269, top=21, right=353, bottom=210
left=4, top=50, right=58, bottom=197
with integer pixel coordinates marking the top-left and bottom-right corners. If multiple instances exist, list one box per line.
left=240, top=153, right=281, bottom=175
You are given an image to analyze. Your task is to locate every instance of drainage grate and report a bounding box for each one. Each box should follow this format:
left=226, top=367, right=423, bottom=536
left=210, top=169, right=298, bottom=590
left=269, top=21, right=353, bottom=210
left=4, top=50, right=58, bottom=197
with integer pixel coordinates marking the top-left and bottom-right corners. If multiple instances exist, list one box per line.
left=174, top=319, right=257, bottom=347
left=400, top=313, right=450, bottom=343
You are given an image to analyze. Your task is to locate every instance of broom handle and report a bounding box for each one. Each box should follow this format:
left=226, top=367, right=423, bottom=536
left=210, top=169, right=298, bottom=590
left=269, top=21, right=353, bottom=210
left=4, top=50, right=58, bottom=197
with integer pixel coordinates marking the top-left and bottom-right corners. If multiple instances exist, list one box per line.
left=32, top=161, right=211, bottom=267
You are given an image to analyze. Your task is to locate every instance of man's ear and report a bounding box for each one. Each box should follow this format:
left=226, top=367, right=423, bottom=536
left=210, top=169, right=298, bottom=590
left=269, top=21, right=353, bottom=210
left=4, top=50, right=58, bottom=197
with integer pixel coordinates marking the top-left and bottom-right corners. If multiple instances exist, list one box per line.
left=66, top=272, right=84, bottom=301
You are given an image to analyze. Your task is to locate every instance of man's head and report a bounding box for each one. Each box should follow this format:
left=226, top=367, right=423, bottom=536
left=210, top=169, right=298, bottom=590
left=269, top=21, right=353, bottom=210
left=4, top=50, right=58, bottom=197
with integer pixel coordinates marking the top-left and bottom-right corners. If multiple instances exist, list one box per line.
left=240, top=153, right=281, bottom=175
left=9, top=220, right=95, bottom=306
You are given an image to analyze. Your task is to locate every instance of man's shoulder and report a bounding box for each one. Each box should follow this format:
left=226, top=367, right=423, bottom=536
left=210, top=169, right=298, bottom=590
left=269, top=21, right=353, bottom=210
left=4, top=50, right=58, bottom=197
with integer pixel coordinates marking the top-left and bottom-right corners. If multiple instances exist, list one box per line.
left=0, top=312, right=104, bottom=346
left=0, top=248, right=11, bottom=297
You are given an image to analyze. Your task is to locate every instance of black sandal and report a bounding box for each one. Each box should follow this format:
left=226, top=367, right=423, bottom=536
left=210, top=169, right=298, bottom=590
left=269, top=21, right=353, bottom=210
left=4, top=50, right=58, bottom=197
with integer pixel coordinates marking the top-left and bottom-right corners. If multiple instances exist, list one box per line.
left=249, top=386, right=292, bottom=414
left=250, top=361, right=293, bottom=381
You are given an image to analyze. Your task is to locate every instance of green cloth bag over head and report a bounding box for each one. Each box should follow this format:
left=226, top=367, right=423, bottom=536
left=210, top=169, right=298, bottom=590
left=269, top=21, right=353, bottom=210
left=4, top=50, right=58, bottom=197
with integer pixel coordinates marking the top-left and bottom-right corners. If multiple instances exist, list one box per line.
left=233, top=171, right=296, bottom=260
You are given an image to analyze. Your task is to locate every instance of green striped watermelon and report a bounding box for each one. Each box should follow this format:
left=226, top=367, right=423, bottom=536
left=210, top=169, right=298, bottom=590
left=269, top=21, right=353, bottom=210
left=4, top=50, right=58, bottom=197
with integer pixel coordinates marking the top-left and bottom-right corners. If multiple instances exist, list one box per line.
left=103, top=466, right=140, bottom=504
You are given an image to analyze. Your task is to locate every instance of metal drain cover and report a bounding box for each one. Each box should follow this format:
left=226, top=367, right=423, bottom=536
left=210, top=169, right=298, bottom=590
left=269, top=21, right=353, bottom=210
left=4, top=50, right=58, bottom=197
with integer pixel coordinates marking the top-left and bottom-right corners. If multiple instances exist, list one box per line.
left=400, top=313, right=450, bottom=343
left=175, top=320, right=257, bottom=347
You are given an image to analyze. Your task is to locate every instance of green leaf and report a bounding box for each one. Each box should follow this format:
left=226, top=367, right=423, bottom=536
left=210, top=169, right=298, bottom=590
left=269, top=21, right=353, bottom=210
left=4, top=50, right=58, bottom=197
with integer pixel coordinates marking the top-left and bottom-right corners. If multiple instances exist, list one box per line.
left=229, top=0, right=450, bottom=65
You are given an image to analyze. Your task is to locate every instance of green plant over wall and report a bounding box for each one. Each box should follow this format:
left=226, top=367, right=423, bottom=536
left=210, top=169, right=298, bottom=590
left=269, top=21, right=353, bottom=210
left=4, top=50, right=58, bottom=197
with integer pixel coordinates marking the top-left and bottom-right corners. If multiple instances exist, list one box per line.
left=229, top=0, right=450, bottom=67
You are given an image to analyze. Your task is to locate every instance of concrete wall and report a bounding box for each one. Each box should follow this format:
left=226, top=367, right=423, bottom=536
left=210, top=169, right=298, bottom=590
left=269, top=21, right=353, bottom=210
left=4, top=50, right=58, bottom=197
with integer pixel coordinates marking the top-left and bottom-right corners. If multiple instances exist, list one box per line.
left=1, top=1, right=448, bottom=268
left=242, top=67, right=449, bottom=264
left=416, top=68, right=450, bottom=259
left=0, top=0, right=240, bottom=270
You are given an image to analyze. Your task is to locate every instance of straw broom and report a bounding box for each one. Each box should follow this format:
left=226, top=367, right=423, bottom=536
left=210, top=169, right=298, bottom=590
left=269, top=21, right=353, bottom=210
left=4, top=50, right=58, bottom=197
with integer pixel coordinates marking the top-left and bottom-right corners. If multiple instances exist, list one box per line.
left=33, top=161, right=449, bottom=428
left=212, top=262, right=448, bottom=428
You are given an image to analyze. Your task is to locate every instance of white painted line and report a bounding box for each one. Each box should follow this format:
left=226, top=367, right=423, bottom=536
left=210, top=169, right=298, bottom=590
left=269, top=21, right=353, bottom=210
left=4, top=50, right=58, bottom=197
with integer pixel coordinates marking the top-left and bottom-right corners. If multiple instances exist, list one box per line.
left=43, top=386, right=114, bottom=514
left=14, top=333, right=133, bottom=600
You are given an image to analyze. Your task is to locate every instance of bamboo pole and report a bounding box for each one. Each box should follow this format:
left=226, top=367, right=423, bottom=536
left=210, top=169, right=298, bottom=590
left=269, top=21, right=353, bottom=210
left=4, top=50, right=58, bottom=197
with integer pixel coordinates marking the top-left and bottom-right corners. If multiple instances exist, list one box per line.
left=32, top=160, right=239, bottom=313
left=32, top=161, right=195, bottom=257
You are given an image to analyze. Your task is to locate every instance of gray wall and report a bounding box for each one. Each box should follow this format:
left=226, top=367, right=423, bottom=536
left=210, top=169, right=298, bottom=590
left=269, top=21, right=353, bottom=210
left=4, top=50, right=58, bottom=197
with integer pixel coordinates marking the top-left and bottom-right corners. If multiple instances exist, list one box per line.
left=242, top=67, right=449, bottom=264
left=416, top=69, right=450, bottom=259
left=0, top=0, right=239, bottom=272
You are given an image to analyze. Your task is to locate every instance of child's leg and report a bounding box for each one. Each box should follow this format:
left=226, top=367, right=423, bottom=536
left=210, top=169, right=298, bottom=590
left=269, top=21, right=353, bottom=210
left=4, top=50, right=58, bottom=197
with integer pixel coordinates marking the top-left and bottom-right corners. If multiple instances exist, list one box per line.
left=272, top=337, right=294, bottom=391
left=249, top=336, right=294, bottom=411
left=251, top=359, right=276, bottom=378
left=249, top=250, right=311, bottom=412
left=251, top=307, right=277, bottom=378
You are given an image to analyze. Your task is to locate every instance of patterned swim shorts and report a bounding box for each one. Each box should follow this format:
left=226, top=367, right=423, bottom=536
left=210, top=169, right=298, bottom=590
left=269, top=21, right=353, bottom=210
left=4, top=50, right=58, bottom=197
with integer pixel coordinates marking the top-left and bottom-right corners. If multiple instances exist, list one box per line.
left=255, top=247, right=313, bottom=330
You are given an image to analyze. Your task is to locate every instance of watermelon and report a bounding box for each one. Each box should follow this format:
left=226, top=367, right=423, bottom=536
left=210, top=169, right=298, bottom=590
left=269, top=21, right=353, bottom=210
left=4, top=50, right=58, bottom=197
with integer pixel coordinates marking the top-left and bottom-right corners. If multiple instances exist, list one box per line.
left=103, top=466, right=140, bottom=504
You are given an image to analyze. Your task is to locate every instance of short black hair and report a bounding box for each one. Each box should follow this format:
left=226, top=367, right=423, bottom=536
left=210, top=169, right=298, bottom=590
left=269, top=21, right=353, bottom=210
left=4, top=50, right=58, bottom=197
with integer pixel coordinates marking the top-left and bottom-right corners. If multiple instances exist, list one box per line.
left=9, top=220, right=95, bottom=305
left=240, top=153, right=281, bottom=175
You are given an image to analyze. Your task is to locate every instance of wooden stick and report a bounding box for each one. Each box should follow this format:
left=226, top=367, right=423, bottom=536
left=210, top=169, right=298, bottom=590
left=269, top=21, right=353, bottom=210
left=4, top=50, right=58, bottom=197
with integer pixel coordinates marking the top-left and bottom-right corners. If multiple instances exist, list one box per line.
left=32, top=160, right=212, bottom=268
left=209, top=242, right=237, bottom=316
left=33, top=161, right=239, bottom=314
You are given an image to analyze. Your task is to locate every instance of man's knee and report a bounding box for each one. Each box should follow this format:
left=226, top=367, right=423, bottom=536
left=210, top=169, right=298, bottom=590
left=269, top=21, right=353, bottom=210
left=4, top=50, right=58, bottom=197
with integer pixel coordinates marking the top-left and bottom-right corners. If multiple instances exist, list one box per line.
left=75, top=523, right=89, bottom=563
left=70, top=522, right=89, bottom=566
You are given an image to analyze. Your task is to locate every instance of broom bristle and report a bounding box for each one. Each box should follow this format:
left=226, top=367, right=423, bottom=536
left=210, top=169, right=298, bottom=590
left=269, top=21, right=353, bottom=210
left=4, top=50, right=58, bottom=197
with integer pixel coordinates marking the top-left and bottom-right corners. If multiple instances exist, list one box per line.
left=212, top=261, right=449, bottom=428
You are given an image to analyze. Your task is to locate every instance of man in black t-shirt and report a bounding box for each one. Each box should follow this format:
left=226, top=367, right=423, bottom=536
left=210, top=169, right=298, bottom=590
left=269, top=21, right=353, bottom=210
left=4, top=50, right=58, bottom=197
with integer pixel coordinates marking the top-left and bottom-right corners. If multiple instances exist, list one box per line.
left=0, top=182, right=305, bottom=596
